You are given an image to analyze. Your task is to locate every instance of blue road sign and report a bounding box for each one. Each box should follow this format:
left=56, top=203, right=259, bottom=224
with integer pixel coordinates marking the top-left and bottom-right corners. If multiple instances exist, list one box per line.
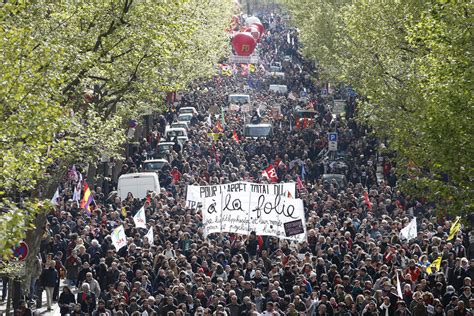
left=328, top=133, right=337, bottom=142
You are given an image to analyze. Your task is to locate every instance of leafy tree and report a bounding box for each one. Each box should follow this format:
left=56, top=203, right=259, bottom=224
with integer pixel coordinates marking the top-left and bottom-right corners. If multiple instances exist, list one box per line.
left=0, top=0, right=234, bottom=289
left=285, top=0, right=473, bottom=217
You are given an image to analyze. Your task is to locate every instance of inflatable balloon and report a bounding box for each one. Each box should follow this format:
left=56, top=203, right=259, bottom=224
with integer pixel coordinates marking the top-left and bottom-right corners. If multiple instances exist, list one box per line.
left=251, top=22, right=265, bottom=36
left=244, top=26, right=260, bottom=41
left=246, top=16, right=261, bottom=26
left=231, top=32, right=256, bottom=56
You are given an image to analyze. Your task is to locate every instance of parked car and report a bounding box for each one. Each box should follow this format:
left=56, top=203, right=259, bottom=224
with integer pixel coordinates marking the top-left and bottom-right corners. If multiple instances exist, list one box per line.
left=322, top=173, right=347, bottom=189
left=228, top=93, right=250, bottom=105
left=163, top=127, right=188, bottom=141
left=178, top=106, right=198, bottom=116
left=142, top=159, right=170, bottom=173
left=156, top=142, right=181, bottom=158
left=243, top=123, right=273, bottom=139
left=177, top=113, right=193, bottom=124
left=269, top=84, right=288, bottom=94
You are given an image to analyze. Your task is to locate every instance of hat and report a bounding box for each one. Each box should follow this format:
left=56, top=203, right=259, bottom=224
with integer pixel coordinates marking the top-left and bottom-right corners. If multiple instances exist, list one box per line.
left=446, top=285, right=455, bottom=294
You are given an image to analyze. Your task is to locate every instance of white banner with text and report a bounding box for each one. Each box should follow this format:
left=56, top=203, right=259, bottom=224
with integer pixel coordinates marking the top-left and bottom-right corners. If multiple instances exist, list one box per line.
left=188, top=182, right=306, bottom=241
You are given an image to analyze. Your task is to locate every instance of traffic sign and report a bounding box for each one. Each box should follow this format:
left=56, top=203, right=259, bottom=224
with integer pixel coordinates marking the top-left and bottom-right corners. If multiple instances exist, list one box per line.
left=328, top=132, right=337, bottom=142
left=13, top=241, right=29, bottom=261
left=328, top=132, right=338, bottom=151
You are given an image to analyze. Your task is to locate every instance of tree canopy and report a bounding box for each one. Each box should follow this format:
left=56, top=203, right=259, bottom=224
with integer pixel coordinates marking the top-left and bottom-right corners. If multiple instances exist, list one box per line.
left=0, top=0, right=234, bottom=258
left=285, top=0, right=473, bottom=218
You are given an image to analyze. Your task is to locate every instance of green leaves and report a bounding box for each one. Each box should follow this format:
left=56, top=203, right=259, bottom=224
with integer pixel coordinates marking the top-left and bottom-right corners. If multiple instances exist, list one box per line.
left=286, top=0, right=473, bottom=217
left=0, top=0, right=234, bottom=255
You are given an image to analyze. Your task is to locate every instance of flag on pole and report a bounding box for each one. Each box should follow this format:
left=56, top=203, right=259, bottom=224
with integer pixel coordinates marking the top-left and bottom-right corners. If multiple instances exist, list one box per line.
left=215, top=121, right=224, bottom=133
left=447, top=217, right=461, bottom=241
left=248, top=64, right=255, bottom=73
left=80, top=183, right=94, bottom=216
left=221, top=106, right=226, bottom=126
left=364, top=191, right=373, bottom=211
left=51, top=187, right=60, bottom=206
left=426, top=256, right=442, bottom=275
left=111, top=225, right=127, bottom=251
left=133, top=206, right=147, bottom=228
left=72, top=173, right=83, bottom=207
left=396, top=270, right=403, bottom=298
left=400, top=218, right=417, bottom=241
left=232, top=131, right=239, bottom=142
left=145, top=226, right=154, bottom=245
left=262, top=165, right=278, bottom=183
left=297, top=176, right=304, bottom=191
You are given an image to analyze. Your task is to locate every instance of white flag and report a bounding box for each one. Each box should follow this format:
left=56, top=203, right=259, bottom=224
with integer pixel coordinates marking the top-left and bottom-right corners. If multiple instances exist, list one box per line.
left=133, top=206, right=147, bottom=228
left=51, top=187, right=60, bottom=206
left=72, top=172, right=82, bottom=206
left=111, top=225, right=127, bottom=251
left=396, top=270, right=403, bottom=298
left=400, top=218, right=417, bottom=241
left=145, top=227, right=154, bottom=245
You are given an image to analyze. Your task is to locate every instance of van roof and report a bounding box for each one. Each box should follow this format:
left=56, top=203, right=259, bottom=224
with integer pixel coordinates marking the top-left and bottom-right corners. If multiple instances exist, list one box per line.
left=118, top=172, right=159, bottom=179
left=244, top=123, right=272, bottom=128
left=229, top=94, right=250, bottom=97
left=143, top=159, right=169, bottom=163
left=165, top=127, right=187, bottom=131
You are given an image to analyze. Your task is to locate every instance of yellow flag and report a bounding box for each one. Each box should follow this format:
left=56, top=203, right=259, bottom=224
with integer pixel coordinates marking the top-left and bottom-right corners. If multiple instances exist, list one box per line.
left=121, top=206, right=127, bottom=218
left=447, top=217, right=461, bottom=241
left=426, top=256, right=442, bottom=275
left=249, top=64, right=255, bottom=73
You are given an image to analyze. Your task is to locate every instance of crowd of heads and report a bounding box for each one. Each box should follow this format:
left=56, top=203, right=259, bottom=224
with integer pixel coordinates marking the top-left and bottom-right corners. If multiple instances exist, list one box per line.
left=27, top=12, right=473, bottom=316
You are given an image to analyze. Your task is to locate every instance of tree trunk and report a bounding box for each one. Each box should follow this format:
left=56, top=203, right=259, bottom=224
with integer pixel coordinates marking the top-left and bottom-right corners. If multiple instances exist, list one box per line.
left=24, top=162, right=70, bottom=296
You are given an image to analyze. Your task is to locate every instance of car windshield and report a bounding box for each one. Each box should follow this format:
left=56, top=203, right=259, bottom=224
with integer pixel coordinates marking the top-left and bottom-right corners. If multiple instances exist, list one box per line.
left=167, top=130, right=184, bottom=138
left=158, top=144, right=173, bottom=153
left=244, top=126, right=272, bottom=137
left=180, top=108, right=194, bottom=114
left=178, top=115, right=192, bottom=122
left=143, top=161, right=167, bottom=171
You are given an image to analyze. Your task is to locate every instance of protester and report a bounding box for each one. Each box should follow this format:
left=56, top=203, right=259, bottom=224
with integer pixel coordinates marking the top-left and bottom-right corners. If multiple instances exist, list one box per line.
left=11, top=12, right=472, bottom=316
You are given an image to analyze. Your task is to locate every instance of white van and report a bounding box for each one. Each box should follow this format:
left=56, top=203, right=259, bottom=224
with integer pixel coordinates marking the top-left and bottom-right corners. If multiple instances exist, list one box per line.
left=269, top=84, right=288, bottom=94
left=228, top=94, right=250, bottom=105
left=163, top=127, right=188, bottom=141
left=117, top=172, right=160, bottom=200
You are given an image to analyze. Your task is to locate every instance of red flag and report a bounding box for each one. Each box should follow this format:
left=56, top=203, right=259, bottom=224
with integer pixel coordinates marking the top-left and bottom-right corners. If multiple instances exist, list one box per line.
left=364, top=191, right=373, bottom=211
left=232, top=131, right=239, bottom=142
left=263, top=165, right=278, bottom=183
left=297, top=176, right=304, bottom=190
left=257, top=235, right=263, bottom=250
left=215, top=121, right=224, bottom=132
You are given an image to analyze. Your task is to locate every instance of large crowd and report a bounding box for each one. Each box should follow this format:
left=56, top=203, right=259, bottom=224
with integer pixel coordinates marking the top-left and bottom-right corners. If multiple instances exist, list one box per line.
left=8, top=12, right=473, bottom=316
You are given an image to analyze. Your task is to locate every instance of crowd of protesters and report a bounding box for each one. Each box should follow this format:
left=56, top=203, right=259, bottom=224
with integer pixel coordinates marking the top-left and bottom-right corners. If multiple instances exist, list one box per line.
left=8, top=12, right=473, bottom=316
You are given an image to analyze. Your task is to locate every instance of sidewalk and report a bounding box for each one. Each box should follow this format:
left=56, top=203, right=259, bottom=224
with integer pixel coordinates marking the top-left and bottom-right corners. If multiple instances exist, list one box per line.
left=0, top=280, right=72, bottom=316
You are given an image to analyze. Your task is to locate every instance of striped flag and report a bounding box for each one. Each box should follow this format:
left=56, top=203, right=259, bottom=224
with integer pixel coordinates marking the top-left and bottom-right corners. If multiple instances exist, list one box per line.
left=80, top=183, right=94, bottom=216
left=426, top=256, right=442, bottom=275
left=447, top=217, right=461, bottom=241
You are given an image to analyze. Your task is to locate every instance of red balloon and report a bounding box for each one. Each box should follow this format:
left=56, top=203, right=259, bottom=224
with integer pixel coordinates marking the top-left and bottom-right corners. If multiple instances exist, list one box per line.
left=251, top=22, right=265, bottom=36
left=231, top=32, right=256, bottom=56
left=244, top=26, right=260, bottom=41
